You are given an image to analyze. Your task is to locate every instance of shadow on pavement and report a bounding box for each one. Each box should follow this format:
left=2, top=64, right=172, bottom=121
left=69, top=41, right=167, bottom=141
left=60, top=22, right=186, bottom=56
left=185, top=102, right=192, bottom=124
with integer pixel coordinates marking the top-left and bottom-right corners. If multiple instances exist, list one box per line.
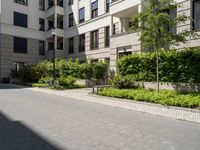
left=0, top=112, right=64, bottom=150
left=0, top=84, right=30, bottom=90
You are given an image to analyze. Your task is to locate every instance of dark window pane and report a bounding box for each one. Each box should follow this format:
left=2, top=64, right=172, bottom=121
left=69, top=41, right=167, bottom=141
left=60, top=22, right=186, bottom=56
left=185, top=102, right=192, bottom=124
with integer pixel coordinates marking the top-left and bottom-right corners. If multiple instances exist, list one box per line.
left=91, top=30, right=99, bottom=50
left=39, top=0, right=45, bottom=10
left=69, top=37, right=74, bottom=54
left=79, top=7, right=85, bottom=23
left=14, top=37, right=27, bottom=53
left=193, top=0, right=200, bottom=30
left=39, top=41, right=45, bottom=55
left=69, top=13, right=74, bottom=27
left=79, top=34, right=85, bottom=52
left=105, top=26, right=110, bottom=47
left=39, top=18, right=45, bottom=31
left=14, top=12, right=28, bottom=28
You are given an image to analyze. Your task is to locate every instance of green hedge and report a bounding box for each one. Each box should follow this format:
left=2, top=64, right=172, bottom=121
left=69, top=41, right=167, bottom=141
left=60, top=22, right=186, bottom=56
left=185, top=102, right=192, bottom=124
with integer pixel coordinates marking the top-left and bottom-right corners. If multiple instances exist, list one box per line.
left=17, top=59, right=108, bottom=83
left=118, top=48, right=200, bottom=83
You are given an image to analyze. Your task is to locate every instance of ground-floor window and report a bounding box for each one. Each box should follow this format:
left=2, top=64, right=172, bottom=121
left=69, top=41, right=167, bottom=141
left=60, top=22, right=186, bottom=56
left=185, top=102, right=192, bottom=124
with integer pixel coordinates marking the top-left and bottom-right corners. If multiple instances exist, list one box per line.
left=12, top=62, right=27, bottom=78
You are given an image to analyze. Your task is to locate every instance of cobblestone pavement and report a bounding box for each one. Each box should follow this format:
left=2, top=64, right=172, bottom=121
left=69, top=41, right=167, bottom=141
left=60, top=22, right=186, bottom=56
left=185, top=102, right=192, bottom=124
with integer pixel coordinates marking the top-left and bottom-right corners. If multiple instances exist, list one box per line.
left=0, top=84, right=200, bottom=150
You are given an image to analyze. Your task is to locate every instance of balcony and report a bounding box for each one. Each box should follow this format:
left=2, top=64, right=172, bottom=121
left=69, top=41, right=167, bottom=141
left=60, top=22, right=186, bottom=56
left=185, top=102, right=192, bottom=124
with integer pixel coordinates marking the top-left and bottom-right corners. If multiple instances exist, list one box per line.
left=110, top=31, right=141, bottom=51
left=46, top=28, right=64, bottom=39
left=110, top=0, right=141, bottom=16
left=46, top=5, right=64, bottom=18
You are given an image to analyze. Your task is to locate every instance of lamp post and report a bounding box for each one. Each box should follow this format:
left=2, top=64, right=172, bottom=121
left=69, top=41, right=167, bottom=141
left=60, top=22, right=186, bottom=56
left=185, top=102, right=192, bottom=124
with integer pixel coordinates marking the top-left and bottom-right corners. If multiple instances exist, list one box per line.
left=52, top=28, right=56, bottom=85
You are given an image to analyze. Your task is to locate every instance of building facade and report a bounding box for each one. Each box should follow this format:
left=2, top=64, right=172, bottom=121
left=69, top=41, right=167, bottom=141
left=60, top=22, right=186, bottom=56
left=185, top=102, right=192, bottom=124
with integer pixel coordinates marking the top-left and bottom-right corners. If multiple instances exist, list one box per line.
left=0, top=0, right=200, bottom=78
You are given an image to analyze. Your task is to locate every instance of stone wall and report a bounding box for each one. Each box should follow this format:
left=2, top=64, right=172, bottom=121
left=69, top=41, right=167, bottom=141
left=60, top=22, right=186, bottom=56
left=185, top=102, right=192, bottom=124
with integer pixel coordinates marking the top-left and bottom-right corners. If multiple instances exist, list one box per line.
left=0, top=34, right=45, bottom=77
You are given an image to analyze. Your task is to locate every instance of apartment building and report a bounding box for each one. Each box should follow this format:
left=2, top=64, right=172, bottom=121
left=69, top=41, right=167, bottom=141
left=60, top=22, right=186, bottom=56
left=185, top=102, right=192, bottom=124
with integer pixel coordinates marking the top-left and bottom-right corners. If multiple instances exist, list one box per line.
left=0, top=0, right=200, bottom=79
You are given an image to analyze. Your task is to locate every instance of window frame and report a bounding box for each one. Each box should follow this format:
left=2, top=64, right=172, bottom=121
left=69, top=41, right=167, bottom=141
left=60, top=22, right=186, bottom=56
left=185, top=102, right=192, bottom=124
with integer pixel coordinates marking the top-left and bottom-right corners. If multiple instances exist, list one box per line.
left=91, top=30, right=99, bottom=50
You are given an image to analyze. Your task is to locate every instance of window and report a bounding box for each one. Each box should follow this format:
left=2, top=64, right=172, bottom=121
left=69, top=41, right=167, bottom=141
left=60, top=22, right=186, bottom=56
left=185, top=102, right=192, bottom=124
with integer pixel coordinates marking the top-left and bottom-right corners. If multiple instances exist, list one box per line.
left=39, top=18, right=45, bottom=31
left=79, top=7, right=85, bottom=23
left=39, top=41, right=45, bottom=55
left=14, top=37, right=27, bottom=53
left=105, top=26, right=110, bottom=47
left=48, top=42, right=54, bottom=50
left=39, top=0, right=45, bottom=11
left=68, top=0, right=73, bottom=5
left=68, top=37, right=74, bottom=54
left=113, top=24, right=116, bottom=35
left=79, top=34, right=85, bottom=52
left=48, top=0, right=54, bottom=9
left=14, top=12, right=28, bottom=28
left=48, top=20, right=54, bottom=30
left=14, top=0, right=28, bottom=6
left=91, top=30, right=99, bottom=50
left=193, top=0, right=200, bottom=30
left=169, top=7, right=177, bottom=33
left=69, top=13, right=74, bottom=27
left=91, top=1, right=98, bottom=19
left=13, top=62, right=27, bottom=73
left=106, top=0, right=110, bottom=13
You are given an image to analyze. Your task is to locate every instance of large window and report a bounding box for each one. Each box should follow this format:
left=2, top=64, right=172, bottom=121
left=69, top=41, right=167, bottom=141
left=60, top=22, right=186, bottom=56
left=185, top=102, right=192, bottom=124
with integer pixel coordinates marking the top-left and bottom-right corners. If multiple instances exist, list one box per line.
left=69, top=13, right=74, bottom=27
left=39, top=0, right=45, bottom=11
left=14, top=12, right=28, bottom=28
left=193, top=0, right=200, bottom=30
left=105, top=26, right=110, bottom=47
left=79, top=7, right=85, bottom=23
left=91, top=1, right=98, bottom=19
left=68, top=37, right=74, bottom=54
left=91, top=30, right=99, bottom=50
left=39, top=41, right=45, bottom=55
left=79, top=34, right=85, bottom=52
left=39, top=18, right=45, bottom=31
left=14, top=0, right=28, bottom=6
left=14, top=37, right=27, bottom=54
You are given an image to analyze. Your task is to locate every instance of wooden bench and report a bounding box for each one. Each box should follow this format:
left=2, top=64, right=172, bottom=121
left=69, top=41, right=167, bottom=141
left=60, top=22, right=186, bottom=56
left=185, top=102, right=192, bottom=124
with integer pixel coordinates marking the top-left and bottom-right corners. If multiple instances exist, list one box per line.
left=92, top=85, right=113, bottom=94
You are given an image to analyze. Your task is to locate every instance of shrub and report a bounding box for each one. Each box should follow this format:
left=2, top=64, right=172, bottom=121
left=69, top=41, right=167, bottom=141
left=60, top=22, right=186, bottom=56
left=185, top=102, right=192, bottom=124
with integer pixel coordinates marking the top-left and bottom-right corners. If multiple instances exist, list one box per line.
left=18, top=66, right=38, bottom=82
left=118, top=48, right=200, bottom=83
left=111, top=75, right=137, bottom=89
left=93, top=61, right=108, bottom=80
left=38, top=76, right=52, bottom=84
left=57, top=76, right=77, bottom=88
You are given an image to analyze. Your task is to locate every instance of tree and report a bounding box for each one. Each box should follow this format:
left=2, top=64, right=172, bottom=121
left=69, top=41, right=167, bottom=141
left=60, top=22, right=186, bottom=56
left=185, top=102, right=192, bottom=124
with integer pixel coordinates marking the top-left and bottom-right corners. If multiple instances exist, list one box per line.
left=130, top=0, right=199, bottom=92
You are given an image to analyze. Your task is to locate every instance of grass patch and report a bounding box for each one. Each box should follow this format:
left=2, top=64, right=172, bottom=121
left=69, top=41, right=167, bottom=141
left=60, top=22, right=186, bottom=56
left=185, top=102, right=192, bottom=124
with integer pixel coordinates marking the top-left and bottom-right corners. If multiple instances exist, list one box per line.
left=99, top=88, right=200, bottom=109
left=32, top=83, right=86, bottom=90
left=32, top=83, right=48, bottom=88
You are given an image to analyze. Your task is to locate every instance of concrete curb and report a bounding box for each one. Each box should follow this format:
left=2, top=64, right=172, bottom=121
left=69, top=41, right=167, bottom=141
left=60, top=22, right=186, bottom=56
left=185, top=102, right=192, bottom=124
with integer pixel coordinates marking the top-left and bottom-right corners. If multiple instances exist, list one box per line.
left=5, top=84, right=200, bottom=123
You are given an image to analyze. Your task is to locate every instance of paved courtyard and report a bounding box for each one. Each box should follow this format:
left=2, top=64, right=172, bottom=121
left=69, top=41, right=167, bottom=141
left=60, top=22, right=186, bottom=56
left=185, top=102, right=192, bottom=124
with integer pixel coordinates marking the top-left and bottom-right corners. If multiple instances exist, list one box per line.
left=0, top=84, right=200, bottom=150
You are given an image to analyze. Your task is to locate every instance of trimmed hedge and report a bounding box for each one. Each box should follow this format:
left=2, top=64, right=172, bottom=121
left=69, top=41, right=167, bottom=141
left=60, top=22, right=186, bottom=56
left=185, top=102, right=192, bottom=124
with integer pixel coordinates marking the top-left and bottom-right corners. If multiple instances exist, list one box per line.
left=118, top=48, right=200, bottom=83
left=17, top=59, right=108, bottom=83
